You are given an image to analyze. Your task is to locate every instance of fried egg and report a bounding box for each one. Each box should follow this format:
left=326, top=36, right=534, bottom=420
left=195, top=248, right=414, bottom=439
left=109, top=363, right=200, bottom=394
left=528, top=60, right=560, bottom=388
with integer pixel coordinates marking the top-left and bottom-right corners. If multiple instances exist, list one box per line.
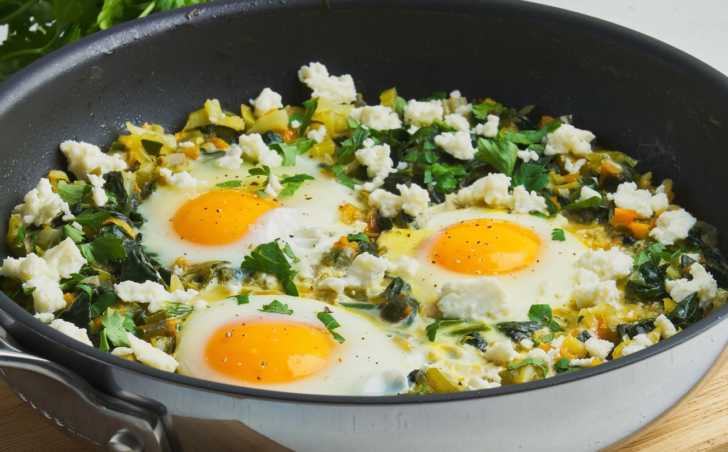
left=379, top=208, right=589, bottom=320
left=138, top=156, right=361, bottom=275
left=175, top=295, right=423, bottom=395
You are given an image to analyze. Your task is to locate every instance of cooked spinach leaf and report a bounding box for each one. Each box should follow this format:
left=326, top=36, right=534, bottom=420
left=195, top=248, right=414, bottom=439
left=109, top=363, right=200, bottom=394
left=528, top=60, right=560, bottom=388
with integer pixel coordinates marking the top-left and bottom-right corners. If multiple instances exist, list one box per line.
left=378, top=277, right=419, bottom=324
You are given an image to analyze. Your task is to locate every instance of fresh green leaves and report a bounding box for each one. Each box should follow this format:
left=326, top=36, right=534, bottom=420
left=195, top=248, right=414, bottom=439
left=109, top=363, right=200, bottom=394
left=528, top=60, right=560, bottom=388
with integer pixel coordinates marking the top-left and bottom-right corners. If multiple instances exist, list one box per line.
left=668, top=293, right=702, bottom=328
left=241, top=240, right=298, bottom=296
left=554, top=358, right=576, bottom=373
left=232, top=294, right=249, bottom=305
left=289, top=98, right=318, bottom=132
left=259, top=300, right=293, bottom=315
left=513, top=162, right=548, bottom=192
left=476, top=137, right=518, bottom=176
left=63, top=224, right=85, bottom=243
left=216, top=180, right=243, bottom=188
left=79, top=233, right=126, bottom=266
left=279, top=174, right=314, bottom=197
left=527, top=304, right=562, bottom=331
left=270, top=139, right=314, bottom=166
left=56, top=180, right=89, bottom=205
left=317, top=309, right=345, bottom=343
left=551, top=228, right=566, bottom=241
left=99, top=308, right=135, bottom=352
left=331, top=164, right=360, bottom=189
left=507, top=358, right=549, bottom=378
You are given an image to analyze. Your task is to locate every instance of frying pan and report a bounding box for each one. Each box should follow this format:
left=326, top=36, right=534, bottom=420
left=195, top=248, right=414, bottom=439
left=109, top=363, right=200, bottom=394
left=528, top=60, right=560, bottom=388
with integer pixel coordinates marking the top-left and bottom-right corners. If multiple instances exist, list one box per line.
left=1, top=1, right=727, bottom=451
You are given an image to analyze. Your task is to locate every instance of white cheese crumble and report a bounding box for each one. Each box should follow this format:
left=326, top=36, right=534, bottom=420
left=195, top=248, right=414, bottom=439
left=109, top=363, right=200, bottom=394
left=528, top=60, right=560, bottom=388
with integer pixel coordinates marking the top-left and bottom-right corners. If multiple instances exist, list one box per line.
left=607, top=182, right=666, bottom=218
left=42, top=237, right=86, bottom=279
left=578, top=185, right=601, bottom=201
left=654, top=314, right=677, bottom=339
left=403, top=100, right=444, bottom=126
left=251, top=87, right=283, bottom=117
left=350, top=105, right=402, bottom=130
left=570, top=358, right=595, bottom=367
left=13, top=178, right=72, bottom=226
left=114, top=280, right=199, bottom=313
left=355, top=142, right=394, bottom=191
left=564, top=157, right=587, bottom=174
left=483, top=340, right=517, bottom=365
left=239, top=133, right=283, bottom=168
left=368, top=189, right=402, bottom=218
left=87, top=174, right=108, bottom=207
left=473, top=114, right=499, bottom=138
left=665, top=262, right=717, bottom=303
left=126, top=333, right=179, bottom=372
left=576, top=247, right=632, bottom=281
left=584, top=336, right=614, bottom=359
left=437, top=278, right=509, bottom=321
left=215, top=144, right=243, bottom=169
left=544, top=124, right=595, bottom=156
left=511, top=185, right=548, bottom=214
left=158, top=168, right=202, bottom=189
left=621, top=333, right=654, bottom=356
left=264, top=174, right=283, bottom=198
left=60, top=140, right=128, bottom=180
left=49, top=319, right=93, bottom=346
left=450, top=173, right=512, bottom=208
left=306, top=125, right=327, bottom=144
left=434, top=131, right=476, bottom=160
left=445, top=90, right=471, bottom=115
left=298, top=62, right=356, bottom=104
left=34, top=312, right=54, bottom=323
left=650, top=208, right=696, bottom=245
left=444, top=113, right=470, bottom=132
left=0, top=25, right=7, bottom=46
left=516, top=149, right=539, bottom=163
left=397, top=183, right=430, bottom=217
left=572, top=268, right=620, bottom=308
left=319, top=252, right=389, bottom=296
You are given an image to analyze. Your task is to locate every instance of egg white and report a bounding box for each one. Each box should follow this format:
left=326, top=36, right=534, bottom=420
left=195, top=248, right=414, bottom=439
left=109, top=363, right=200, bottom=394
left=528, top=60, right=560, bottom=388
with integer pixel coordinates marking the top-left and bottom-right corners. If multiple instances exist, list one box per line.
left=175, top=295, right=424, bottom=395
left=138, top=155, right=362, bottom=276
left=381, top=208, right=589, bottom=321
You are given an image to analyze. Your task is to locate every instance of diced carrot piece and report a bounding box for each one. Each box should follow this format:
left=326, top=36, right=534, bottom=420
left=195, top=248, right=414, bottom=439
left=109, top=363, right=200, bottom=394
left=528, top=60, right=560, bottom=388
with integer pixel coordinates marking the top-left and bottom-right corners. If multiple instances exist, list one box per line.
left=600, top=160, right=622, bottom=177
left=611, top=208, right=638, bottom=227
left=282, top=128, right=297, bottom=142
left=627, top=221, right=651, bottom=239
left=210, top=137, right=229, bottom=150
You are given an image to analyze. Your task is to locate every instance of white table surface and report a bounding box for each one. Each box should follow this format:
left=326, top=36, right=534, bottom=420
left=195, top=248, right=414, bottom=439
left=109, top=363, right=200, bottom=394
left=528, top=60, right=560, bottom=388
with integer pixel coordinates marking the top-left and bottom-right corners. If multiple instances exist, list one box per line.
left=531, top=0, right=728, bottom=76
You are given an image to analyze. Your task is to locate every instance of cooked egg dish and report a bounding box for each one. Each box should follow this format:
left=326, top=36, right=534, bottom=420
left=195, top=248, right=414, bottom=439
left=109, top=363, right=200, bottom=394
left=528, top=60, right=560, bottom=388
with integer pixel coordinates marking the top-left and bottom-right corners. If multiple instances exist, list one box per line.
left=3, top=62, right=727, bottom=395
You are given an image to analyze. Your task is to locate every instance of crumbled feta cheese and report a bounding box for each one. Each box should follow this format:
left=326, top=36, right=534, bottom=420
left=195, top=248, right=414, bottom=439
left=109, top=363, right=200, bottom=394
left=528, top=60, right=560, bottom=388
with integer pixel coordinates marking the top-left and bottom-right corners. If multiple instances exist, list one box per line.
left=450, top=173, right=512, bottom=208
left=650, top=208, right=696, bottom=245
left=216, top=144, right=243, bottom=169
left=621, top=333, right=654, bottom=356
left=298, top=62, right=356, bottom=104
left=1, top=252, right=58, bottom=282
left=306, top=125, right=327, bottom=144
left=665, top=263, right=717, bottom=303
left=27, top=276, right=67, bottom=314
left=111, top=347, right=134, bottom=357
left=158, top=167, right=202, bottom=189
left=290, top=120, right=302, bottom=129
left=239, top=133, right=283, bottom=168
left=403, top=100, right=444, bottom=126
left=126, top=333, right=179, bottom=372
left=355, top=143, right=394, bottom=191
left=526, top=347, right=548, bottom=362
left=517, top=149, right=539, bottom=163
left=585, top=336, right=614, bottom=359
left=251, top=87, right=283, bottom=117
left=437, top=278, right=509, bottom=321
left=13, top=178, right=72, bottom=226
left=434, top=131, right=475, bottom=160
left=572, top=269, right=620, bottom=308
left=60, top=140, right=127, bottom=180
left=49, top=319, right=92, bottom=346
left=607, top=182, right=664, bottom=218
left=396, top=183, right=430, bottom=217
left=114, top=280, right=198, bottom=313
left=563, top=157, right=586, bottom=174
left=264, top=174, right=283, bottom=198
left=473, top=115, right=499, bottom=138
left=578, top=185, right=601, bottom=201
left=350, top=105, right=402, bottom=131
left=43, top=237, right=85, bottom=279
left=654, top=314, right=677, bottom=339
left=87, top=174, right=108, bottom=207
left=444, top=113, right=470, bottom=132
left=319, top=253, right=389, bottom=296
left=34, top=312, right=55, bottom=323
left=388, top=256, right=420, bottom=279
left=651, top=192, right=669, bottom=213
left=368, top=189, right=402, bottom=218
left=576, top=247, right=632, bottom=280
left=511, top=185, right=548, bottom=214
left=445, top=90, right=471, bottom=115
left=483, top=340, right=517, bottom=365
left=0, top=25, right=7, bottom=46
left=544, top=124, right=595, bottom=156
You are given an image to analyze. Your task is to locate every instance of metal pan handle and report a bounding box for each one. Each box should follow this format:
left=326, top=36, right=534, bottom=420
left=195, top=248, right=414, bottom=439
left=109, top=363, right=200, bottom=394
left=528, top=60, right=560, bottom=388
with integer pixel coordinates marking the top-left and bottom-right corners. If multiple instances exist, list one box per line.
left=0, top=326, right=170, bottom=452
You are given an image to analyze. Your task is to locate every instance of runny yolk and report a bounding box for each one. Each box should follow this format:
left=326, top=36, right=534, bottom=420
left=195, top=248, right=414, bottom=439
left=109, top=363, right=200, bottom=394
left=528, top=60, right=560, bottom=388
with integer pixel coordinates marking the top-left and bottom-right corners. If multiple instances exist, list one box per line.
left=171, top=190, right=277, bottom=245
left=429, top=218, right=541, bottom=275
left=204, top=320, right=335, bottom=384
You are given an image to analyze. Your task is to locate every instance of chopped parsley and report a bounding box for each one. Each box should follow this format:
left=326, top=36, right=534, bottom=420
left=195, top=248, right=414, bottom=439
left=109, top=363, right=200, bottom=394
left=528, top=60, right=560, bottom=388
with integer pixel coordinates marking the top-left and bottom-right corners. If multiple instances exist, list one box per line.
left=241, top=240, right=299, bottom=296
left=259, top=300, right=293, bottom=315
left=317, top=310, right=345, bottom=343
left=551, top=228, right=566, bottom=241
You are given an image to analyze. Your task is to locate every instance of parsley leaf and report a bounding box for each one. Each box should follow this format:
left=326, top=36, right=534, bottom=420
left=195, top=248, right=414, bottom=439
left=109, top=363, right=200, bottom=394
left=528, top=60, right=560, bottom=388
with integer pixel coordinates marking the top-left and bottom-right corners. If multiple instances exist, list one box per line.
left=232, top=294, right=249, bottom=305
left=56, top=180, right=89, bottom=205
left=63, top=224, right=85, bottom=243
left=507, top=358, right=549, bottom=378
left=527, top=304, right=562, bottom=332
left=79, top=233, right=127, bottom=266
left=317, top=310, right=345, bottom=343
left=270, top=139, right=314, bottom=166
left=331, top=164, right=360, bottom=189
left=216, top=180, right=242, bottom=188
left=99, top=308, right=135, bottom=352
left=426, top=319, right=462, bottom=341
left=279, top=174, right=314, bottom=197
left=259, top=300, right=293, bottom=315
left=513, top=162, right=549, bottom=192
left=289, top=98, right=318, bottom=132
left=240, top=240, right=299, bottom=296
left=476, top=137, right=518, bottom=175
left=551, top=228, right=566, bottom=241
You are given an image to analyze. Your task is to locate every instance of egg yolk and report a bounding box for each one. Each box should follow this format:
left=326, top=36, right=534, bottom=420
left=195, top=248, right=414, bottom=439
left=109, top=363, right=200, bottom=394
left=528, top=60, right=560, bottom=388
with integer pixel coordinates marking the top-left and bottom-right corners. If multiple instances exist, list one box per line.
left=205, top=320, right=335, bottom=384
left=171, top=190, right=277, bottom=245
left=429, top=218, right=541, bottom=275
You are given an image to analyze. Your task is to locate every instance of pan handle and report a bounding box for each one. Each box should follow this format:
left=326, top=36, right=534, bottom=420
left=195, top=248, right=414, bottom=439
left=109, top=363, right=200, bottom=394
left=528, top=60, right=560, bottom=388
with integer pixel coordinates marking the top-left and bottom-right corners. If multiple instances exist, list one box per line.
left=0, top=326, right=170, bottom=452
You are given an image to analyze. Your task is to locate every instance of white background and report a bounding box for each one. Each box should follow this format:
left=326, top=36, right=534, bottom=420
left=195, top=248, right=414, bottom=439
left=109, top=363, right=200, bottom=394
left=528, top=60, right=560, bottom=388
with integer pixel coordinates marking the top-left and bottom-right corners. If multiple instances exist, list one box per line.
left=531, top=0, right=728, bottom=75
